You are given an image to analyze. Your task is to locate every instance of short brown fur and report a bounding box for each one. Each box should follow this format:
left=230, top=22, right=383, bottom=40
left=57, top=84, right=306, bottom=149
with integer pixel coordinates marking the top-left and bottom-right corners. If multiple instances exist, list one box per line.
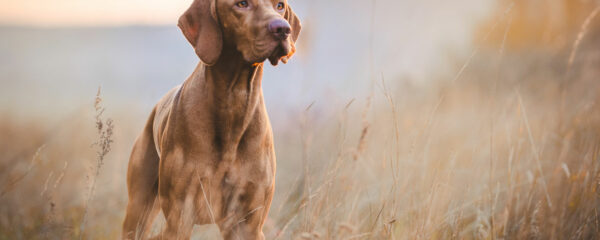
left=122, top=0, right=301, bottom=239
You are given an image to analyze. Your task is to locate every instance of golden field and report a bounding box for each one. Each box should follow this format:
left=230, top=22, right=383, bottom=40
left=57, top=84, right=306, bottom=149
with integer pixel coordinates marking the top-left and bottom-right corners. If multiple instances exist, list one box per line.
left=1, top=1, right=599, bottom=239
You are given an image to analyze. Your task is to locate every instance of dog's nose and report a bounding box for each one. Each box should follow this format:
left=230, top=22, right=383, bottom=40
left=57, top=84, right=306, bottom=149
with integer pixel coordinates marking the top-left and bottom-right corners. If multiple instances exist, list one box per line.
left=268, top=19, right=291, bottom=40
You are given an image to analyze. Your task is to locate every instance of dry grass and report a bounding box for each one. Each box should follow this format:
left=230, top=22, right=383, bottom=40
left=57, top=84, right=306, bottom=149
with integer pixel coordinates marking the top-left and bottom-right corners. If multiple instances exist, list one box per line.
left=79, top=88, right=114, bottom=239
left=1, top=6, right=600, bottom=240
left=263, top=45, right=600, bottom=239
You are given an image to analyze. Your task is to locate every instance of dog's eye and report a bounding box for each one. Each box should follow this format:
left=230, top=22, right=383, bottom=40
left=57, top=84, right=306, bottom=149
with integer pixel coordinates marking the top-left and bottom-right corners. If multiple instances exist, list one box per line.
left=276, top=2, right=285, bottom=11
left=236, top=1, right=249, bottom=8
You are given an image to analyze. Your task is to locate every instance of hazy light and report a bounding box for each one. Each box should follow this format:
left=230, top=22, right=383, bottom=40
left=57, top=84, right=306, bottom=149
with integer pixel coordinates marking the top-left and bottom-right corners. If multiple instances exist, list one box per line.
left=0, top=0, right=192, bottom=26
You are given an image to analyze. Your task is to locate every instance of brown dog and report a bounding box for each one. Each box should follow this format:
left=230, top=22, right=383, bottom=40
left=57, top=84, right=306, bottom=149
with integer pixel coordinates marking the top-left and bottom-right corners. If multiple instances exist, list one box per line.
left=121, top=0, right=301, bottom=239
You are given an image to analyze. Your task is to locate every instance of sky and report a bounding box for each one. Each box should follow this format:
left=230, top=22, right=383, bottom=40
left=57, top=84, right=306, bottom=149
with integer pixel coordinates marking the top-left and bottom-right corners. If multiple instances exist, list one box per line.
left=0, top=0, right=495, bottom=121
left=0, top=0, right=492, bottom=28
left=0, top=0, right=191, bottom=26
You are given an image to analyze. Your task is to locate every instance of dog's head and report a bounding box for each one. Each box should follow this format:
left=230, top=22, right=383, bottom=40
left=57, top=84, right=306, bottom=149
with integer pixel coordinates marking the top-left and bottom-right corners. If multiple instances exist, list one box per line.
left=179, top=0, right=301, bottom=66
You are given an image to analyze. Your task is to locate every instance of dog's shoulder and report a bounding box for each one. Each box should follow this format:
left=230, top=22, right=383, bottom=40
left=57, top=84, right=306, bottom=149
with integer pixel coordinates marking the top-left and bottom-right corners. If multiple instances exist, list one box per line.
left=152, top=85, right=183, bottom=155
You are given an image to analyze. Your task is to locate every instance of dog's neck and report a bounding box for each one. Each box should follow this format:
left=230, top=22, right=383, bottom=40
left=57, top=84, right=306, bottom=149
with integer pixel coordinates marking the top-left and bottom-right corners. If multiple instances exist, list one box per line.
left=186, top=47, right=264, bottom=99
left=181, top=49, right=265, bottom=146
left=207, top=51, right=263, bottom=95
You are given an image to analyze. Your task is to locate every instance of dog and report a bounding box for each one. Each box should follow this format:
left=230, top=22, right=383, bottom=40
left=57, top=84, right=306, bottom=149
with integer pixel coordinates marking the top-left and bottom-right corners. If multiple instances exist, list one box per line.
left=121, top=0, right=301, bottom=239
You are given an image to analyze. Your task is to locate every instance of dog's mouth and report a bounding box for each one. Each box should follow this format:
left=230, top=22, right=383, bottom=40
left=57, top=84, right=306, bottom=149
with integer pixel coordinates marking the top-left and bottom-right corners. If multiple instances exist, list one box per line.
left=267, top=40, right=295, bottom=66
left=248, top=38, right=295, bottom=66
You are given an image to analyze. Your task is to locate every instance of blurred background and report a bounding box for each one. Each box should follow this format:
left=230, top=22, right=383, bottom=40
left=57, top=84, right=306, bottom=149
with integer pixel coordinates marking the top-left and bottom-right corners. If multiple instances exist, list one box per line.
left=1, top=0, right=599, bottom=239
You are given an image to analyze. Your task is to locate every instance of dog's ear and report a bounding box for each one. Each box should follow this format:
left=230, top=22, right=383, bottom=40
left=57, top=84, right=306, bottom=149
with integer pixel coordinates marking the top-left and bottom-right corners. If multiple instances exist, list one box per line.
left=284, top=4, right=302, bottom=43
left=178, top=0, right=222, bottom=65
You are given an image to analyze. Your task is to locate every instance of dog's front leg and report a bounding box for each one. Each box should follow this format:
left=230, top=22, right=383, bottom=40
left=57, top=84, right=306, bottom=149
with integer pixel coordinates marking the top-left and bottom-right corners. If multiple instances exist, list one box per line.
left=219, top=217, right=266, bottom=240
left=218, top=185, right=274, bottom=240
left=153, top=153, right=198, bottom=240
left=149, top=190, right=197, bottom=240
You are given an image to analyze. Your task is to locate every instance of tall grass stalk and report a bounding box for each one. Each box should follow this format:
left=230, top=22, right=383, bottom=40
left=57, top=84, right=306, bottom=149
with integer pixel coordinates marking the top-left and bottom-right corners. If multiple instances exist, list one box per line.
left=79, top=87, right=114, bottom=239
